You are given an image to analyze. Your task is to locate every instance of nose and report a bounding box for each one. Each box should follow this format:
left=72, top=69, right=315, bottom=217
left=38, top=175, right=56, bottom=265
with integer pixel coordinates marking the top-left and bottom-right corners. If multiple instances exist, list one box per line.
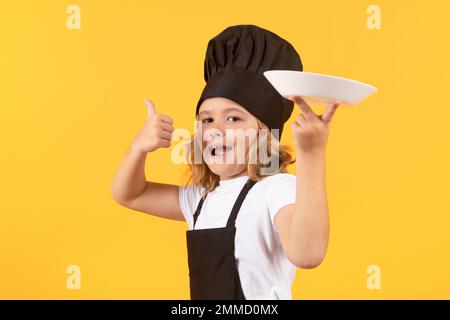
left=205, top=121, right=225, bottom=141
left=205, top=129, right=224, bottom=144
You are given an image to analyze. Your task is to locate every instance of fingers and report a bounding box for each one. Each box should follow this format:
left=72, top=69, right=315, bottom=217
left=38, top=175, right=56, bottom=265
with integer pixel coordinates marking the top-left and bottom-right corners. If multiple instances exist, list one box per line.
left=291, top=120, right=300, bottom=132
left=289, top=95, right=341, bottom=124
left=158, top=113, right=174, bottom=125
left=295, top=112, right=307, bottom=127
left=157, top=129, right=172, bottom=141
left=288, top=96, right=318, bottom=122
left=153, top=115, right=174, bottom=140
left=159, top=121, right=174, bottom=133
left=321, top=100, right=341, bottom=123
left=291, top=112, right=306, bottom=141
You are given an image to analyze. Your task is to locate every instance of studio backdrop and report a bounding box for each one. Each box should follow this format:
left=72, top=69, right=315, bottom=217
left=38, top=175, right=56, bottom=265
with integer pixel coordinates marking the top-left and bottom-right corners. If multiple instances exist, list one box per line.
left=1, top=0, right=449, bottom=299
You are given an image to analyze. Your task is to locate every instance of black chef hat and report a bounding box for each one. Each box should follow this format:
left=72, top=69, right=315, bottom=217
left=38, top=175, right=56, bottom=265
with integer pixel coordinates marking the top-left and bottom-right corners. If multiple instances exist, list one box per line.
left=196, top=24, right=303, bottom=139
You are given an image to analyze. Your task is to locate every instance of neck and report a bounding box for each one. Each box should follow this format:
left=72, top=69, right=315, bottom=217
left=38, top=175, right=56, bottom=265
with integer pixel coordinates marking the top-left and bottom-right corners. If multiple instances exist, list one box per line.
left=219, top=171, right=248, bottom=181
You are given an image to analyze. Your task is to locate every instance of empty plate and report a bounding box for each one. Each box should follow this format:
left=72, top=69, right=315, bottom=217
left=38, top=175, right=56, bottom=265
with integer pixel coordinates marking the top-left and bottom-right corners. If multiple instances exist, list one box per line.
left=263, top=70, right=378, bottom=106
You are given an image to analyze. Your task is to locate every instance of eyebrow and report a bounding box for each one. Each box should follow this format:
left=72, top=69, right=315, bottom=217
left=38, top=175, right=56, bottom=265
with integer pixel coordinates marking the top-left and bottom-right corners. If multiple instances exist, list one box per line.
left=199, top=107, right=247, bottom=116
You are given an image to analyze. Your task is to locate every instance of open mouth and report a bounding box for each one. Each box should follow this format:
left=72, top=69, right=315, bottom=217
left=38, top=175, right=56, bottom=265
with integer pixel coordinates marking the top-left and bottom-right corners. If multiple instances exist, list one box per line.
left=208, top=144, right=233, bottom=157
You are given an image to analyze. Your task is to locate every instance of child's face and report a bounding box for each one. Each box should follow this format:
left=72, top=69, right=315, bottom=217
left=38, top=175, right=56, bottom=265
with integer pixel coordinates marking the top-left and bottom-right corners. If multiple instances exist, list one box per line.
left=198, top=97, right=259, bottom=179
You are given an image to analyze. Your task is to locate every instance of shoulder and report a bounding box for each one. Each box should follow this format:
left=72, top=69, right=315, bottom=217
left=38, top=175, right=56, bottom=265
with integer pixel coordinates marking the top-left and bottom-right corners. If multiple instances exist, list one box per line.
left=259, top=173, right=296, bottom=196
left=179, top=183, right=203, bottom=200
left=261, top=172, right=296, bottom=181
left=259, top=172, right=296, bottom=188
left=257, top=173, right=297, bottom=225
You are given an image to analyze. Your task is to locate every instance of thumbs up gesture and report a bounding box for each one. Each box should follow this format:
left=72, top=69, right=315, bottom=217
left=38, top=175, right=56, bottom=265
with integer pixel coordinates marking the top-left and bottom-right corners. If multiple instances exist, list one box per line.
left=131, top=99, right=175, bottom=154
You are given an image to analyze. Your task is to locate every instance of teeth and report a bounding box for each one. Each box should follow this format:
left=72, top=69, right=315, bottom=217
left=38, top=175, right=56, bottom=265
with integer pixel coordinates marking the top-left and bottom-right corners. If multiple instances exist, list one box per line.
left=209, top=144, right=232, bottom=156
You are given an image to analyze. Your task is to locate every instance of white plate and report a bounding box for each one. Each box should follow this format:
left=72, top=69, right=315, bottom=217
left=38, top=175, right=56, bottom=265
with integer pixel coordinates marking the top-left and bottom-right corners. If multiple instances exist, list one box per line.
left=263, top=70, right=378, bottom=106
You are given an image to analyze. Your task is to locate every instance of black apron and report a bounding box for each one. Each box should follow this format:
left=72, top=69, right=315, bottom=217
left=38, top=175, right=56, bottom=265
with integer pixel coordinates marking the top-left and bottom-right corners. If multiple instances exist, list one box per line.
left=186, top=178, right=257, bottom=300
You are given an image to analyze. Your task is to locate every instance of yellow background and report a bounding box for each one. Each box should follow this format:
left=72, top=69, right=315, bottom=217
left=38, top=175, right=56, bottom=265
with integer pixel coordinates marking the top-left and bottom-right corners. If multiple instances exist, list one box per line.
left=1, top=0, right=449, bottom=299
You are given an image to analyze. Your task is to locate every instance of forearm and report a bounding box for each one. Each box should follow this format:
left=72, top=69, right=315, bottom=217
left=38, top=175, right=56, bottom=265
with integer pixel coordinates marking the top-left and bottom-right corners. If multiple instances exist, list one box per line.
left=289, top=150, right=330, bottom=266
left=110, top=144, right=148, bottom=203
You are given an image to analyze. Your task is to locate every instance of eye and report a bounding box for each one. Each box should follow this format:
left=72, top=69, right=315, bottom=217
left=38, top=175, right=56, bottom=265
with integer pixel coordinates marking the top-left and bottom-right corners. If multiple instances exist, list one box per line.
left=227, top=116, right=241, bottom=122
left=201, top=118, right=213, bottom=124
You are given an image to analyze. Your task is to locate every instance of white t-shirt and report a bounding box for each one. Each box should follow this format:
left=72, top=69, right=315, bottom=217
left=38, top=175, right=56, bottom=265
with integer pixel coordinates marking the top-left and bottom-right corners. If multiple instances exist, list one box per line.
left=178, top=173, right=298, bottom=300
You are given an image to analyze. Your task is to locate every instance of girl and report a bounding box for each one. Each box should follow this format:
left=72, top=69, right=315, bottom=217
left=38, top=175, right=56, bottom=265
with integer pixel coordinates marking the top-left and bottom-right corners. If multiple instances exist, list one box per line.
left=110, top=25, right=340, bottom=300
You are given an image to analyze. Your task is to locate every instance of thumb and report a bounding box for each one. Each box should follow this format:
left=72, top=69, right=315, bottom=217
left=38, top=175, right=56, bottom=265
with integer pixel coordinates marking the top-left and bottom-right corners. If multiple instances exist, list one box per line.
left=144, top=99, right=156, bottom=117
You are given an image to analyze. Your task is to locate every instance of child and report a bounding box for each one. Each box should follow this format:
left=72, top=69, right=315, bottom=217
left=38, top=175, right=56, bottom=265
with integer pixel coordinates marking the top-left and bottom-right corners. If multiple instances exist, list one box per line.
left=111, top=25, right=340, bottom=300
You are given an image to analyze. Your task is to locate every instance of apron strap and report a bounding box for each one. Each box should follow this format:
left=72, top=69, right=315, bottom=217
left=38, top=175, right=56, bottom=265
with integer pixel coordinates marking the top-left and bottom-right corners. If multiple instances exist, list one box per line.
left=192, top=178, right=258, bottom=229
left=225, top=178, right=257, bottom=228
left=192, top=194, right=206, bottom=229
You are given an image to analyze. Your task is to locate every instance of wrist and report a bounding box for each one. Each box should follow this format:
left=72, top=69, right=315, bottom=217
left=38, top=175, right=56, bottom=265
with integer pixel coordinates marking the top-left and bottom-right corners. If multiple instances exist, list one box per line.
left=296, top=148, right=326, bottom=159
left=129, top=143, right=148, bottom=157
left=296, top=148, right=326, bottom=168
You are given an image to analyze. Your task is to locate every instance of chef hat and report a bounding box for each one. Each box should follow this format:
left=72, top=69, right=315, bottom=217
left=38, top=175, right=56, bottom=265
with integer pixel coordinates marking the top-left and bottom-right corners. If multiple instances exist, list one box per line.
left=196, top=24, right=303, bottom=138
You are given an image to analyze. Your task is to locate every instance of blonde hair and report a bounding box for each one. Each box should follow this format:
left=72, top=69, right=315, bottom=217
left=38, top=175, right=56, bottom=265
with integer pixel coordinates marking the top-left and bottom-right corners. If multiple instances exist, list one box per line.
left=182, top=119, right=295, bottom=196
